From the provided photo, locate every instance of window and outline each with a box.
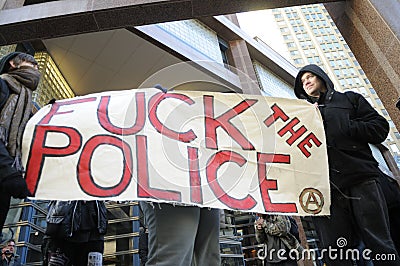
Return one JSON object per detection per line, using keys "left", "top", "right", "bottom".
{"left": 359, "top": 87, "right": 367, "bottom": 95}
{"left": 394, "top": 132, "right": 400, "bottom": 140}
{"left": 390, "top": 144, "right": 400, "bottom": 153}
{"left": 369, "top": 88, "right": 376, "bottom": 94}
{"left": 294, "top": 58, "right": 304, "bottom": 64}
{"left": 218, "top": 37, "right": 229, "bottom": 67}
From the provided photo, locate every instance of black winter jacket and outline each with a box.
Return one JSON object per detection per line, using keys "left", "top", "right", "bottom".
{"left": 294, "top": 64, "right": 389, "bottom": 188}
{"left": 46, "top": 200, "right": 107, "bottom": 238}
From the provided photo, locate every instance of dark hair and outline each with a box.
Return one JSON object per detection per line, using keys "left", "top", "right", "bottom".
{"left": 10, "top": 53, "right": 38, "bottom": 69}
{"left": 0, "top": 239, "right": 14, "bottom": 250}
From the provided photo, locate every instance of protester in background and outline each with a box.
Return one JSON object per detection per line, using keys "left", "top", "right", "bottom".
{"left": 41, "top": 200, "right": 108, "bottom": 266}
{"left": 294, "top": 64, "right": 399, "bottom": 265}
{"left": 254, "top": 214, "right": 303, "bottom": 266}
{"left": 1, "top": 239, "right": 21, "bottom": 266}
{"left": 0, "top": 52, "right": 40, "bottom": 241}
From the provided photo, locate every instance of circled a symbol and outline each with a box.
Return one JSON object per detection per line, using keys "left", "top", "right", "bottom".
{"left": 299, "top": 188, "right": 324, "bottom": 214}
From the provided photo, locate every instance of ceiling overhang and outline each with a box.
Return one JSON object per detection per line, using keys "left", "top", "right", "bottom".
{"left": 0, "top": 0, "right": 343, "bottom": 46}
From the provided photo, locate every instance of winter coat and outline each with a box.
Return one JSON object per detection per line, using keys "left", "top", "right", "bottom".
{"left": 45, "top": 201, "right": 107, "bottom": 238}
{"left": 254, "top": 215, "right": 303, "bottom": 262}
{"left": 0, "top": 255, "right": 21, "bottom": 266}
{"left": 294, "top": 64, "right": 389, "bottom": 188}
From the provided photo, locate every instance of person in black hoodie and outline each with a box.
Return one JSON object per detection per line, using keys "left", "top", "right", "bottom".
{"left": 0, "top": 52, "right": 40, "bottom": 242}
{"left": 294, "top": 64, "right": 399, "bottom": 265}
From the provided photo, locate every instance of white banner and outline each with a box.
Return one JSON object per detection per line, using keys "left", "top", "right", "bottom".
{"left": 22, "top": 88, "right": 330, "bottom": 215}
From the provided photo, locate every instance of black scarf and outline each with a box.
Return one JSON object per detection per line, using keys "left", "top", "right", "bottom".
{"left": 0, "top": 66, "right": 41, "bottom": 170}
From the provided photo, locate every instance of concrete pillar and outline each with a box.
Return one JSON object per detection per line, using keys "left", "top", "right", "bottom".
{"left": 228, "top": 39, "right": 262, "bottom": 95}
{"left": 2, "top": 0, "right": 24, "bottom": 9}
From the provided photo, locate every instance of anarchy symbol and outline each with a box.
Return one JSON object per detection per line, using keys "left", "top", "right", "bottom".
{"left": 299, "top": 188, "right": 324, "bottom": 214}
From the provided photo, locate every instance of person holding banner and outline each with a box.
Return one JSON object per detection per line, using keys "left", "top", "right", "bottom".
{"left": 138, "top": 85, "right": 221, "bottom": 266}
{"left": 139, "top": 202, "right": 221, "bottom": 266}
{"left": 0, "top": 52, "right": 40, "bottom": 242}
{"left": 294, "top": 64, "right": 399, "bottom": 265}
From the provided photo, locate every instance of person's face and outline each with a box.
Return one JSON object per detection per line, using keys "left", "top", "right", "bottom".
{"left": 301, "top": 72, "right": 326, "bottom": 97}
{"left": 7, "top": 242, "right": 15, "bottom": 253}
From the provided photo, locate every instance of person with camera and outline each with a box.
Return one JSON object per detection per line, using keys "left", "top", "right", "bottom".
{"left": 1, "top": 239, "right": 21, "bottom": 266}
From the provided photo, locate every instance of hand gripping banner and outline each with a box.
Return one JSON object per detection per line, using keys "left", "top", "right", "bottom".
{"left": 22, "top": 88, "right": 330, "bottom": 215}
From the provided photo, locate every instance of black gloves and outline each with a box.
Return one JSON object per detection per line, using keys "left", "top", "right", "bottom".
{"left": 1, "top": 172, "right": 30, "bottom": 199}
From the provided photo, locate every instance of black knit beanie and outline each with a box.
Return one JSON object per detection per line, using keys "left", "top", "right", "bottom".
{"left": 0, "top": 52, "right": 22, "bottom": 74}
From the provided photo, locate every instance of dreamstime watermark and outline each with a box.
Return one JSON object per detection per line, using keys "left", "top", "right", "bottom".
{"left": 257, "top": 237, "right": 397, "bottom": 262}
